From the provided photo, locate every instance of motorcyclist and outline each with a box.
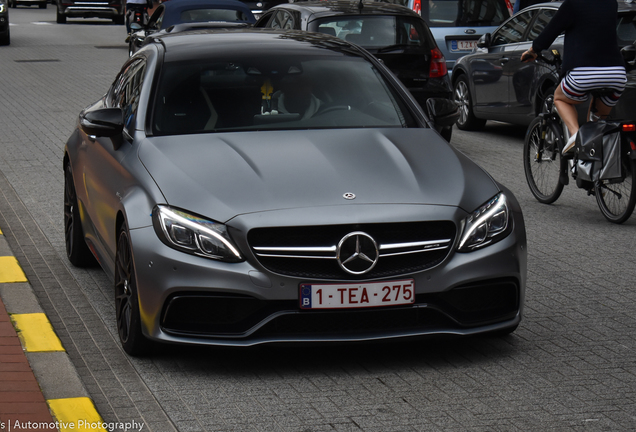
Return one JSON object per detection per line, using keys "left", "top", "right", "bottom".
{"left": 521, "top": 0, "right": 626, "bottom": 154}
{"left": 125, "top": 0, "right": 153, "bottom": 35}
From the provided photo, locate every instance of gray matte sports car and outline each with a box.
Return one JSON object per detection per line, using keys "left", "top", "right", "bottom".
{"left": 63, "top": 28, "right": 527, "bottom": 356}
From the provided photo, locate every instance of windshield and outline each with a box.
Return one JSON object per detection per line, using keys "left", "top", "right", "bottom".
{"left": 421, "top": 0, "right": 508, "bottom": 28}
{"left": 151, "top": 54, "right": 416, "bottom": 136}
{"left": 311, "top": 16, "right": 435, "bottom": 50}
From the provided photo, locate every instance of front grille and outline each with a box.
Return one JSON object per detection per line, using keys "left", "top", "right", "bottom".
{"left": 248, "top": 221, "right": 456, "bottom": 280}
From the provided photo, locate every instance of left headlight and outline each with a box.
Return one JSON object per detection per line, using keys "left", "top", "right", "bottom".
{"left": 0, "top": 4, "right": 5, "bottom": 13}
{"left": 152, "top": 205, "right": 243, "bottom": 262}
{"left": 458, "top": 193, "right": 510, "bottom": 252}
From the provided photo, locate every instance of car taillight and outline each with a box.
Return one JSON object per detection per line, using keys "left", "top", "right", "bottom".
{"left": 429, "top": 47, "right": 448, "bottom": 78}
{"left": 622, "top": 123, "right": 636, "bottom": 132}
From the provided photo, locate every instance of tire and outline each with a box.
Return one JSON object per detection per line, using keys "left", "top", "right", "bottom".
{"left": 39, "top": 2, "right": 46, "bottom": 8}
{"left": 595, "top": 158, "right": 636, "bottom": 224}
{"left": 115, "top": 223, "right": 152, "bottom": 356}
{"left": 9, "top": 0, "right": 16, "bottom": 8}
{"left": 453, "top": 74, "right": 486, "bottom": 131}
{"left": 524, "top": 116, "right": 565, "bottom": 204}
{"left": 56, "top": 7, "right": 66, "bottom": 23}
{"left": 0, "top": 29, "right": 9, "bottom": 46}
{"left": 113, "top": 14, "right": 125, "bottom": 25}
{"left": 64, "top": 165, "right": 97, "bottom": 267}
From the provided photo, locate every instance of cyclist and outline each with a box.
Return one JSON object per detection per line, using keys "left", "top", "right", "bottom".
{"left": 125, "top": 0, "right": 153, "bottom": 35}
{"left": 521, "top": 0, "right": 626, "bottom": 154}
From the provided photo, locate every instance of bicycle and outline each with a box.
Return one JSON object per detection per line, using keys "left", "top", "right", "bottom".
{"left": 523, "top": 50, "right": 636, "bottom": 224}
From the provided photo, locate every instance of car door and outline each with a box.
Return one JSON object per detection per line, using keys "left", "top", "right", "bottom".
{"left": 508, "top": 7, "right": 559, "bottom": 121}
{"left": 470, "top": 9, "right": 535, "bottom": 118}
{"left": 80, "top": 59, "right": 147, "bottom": 269}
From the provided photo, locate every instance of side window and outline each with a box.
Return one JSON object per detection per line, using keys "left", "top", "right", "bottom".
{"left": 492, "top": 10, "right": 535, "bottom": 46}
{"left": 270, "top": 10, "right": 295, "bottom": 30}
{"left": 527, "top": 9, "right": 557, "bottom": 40}
{"left": 110, "top": 59, "right": 146, "bottom": 134}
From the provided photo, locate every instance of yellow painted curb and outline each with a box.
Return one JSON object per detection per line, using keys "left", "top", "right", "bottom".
{"left": 0, "top": 256, "right": 28, "bottom": 283}
{"left": 10, "top": 313, "right": 65, "bottom": 352}
{"left": 48, "top": 397, "right": 106, "bottom": 431}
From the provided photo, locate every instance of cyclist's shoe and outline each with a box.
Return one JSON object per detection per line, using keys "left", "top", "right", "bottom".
{"left": 562, "top": 131, "right": 577, "bottom": 155}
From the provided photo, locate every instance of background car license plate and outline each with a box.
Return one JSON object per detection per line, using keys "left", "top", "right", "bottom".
{"left": 300, "top": 279, "right": 414, "bottom": 309}
{"left": 451, "top": 40, "right": 477, "bottom": 51}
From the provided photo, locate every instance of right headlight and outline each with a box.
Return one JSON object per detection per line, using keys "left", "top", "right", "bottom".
{"left": 152, "top": 205, "right": 243, "bottom": 262}
{"left": 458, "top": 193, "right": 511, "bottom": 252}
{"left": 0, "top": 4, "right": 5, "bottom": 13}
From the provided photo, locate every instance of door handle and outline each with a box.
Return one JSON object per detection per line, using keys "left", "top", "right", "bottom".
{"left": 500, "top": 58, "right": 509, "bottom": 64}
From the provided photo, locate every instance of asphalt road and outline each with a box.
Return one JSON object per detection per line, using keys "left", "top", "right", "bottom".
{"left": 1, "top": 7, "right": 635, "bottom": 431}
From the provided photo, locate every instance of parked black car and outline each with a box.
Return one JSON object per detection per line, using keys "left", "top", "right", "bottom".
{"left": 0, "top": 0, "right": 9, "bottom": 46}
{"left": 56, "top": 0, "right": 125, "bottom": 24}
{"left": 254, "top": 0, "right": 454, "bottom": 140}
{"left": 128, "top": 0, "right": 255, "bottom": 56}
{"left": 451, "top": 0, "right": 636, "bottom": 130}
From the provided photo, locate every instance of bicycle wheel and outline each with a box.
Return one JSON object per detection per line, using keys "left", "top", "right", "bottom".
{"left": 596, "top": 157, "right": 636, "bottom": 224}
{"left": 524, "top": 116, "right": 565, "bottom": 204}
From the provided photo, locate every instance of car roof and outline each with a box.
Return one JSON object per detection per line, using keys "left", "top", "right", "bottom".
{"left": 155, "top": 28, "right": 368, "bottom": 62}
{"left": 270, "top": 0, "right": 422, "bottom": 19}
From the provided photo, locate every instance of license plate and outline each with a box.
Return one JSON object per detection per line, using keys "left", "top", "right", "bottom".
{"left": 450, "top": 40, "right": 477, "bottom": 51}
{"left": 299, "top": 279, "right": 415, "bottom": 309}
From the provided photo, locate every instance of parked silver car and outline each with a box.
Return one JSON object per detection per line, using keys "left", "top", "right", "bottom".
{"left": 386, "top": 0, "right": 511, "bottom": 72}
{"left": 63, "top": 28, "right": 526, "bottom": 356}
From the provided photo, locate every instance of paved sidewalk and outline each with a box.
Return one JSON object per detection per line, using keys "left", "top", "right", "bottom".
{"left": 0, "top": 298, "right": 57, "bottom": 432}
{"left": 0, "top": 227, "right": 104, "bottom": 432}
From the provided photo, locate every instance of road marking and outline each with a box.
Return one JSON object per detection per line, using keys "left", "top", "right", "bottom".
{"left": 48, "top": 397, "right": 106, "bottom": 431}
{"left": 32, "top": 22, "right": 54, "bottom": 25}
{"left": 10, "top": 313, "right": 65, "bottom": 352}
{"left": 0, "top": 256, "right": 28, "bottom": 283}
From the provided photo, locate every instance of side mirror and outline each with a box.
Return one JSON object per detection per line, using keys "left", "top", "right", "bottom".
{"left": 426, "top": 98, "right": 460, "bottom": 128}
{"left": 80, "top": 107, "right": 124, "bottom": 138}
{"left": 476, "top": 33, "right": 491, "bottom": 49}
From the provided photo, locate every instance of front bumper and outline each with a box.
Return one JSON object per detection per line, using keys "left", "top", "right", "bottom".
{"left": 129, "top": 204, "right": 526, "bottom": 347}
{"left": 61, "top": 2, "right": 122, "bottom": 18}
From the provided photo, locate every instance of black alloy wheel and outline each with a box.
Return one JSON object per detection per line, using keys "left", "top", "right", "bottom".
{"left": 115, "top": 223, "right": 151, "bottom": 356}
{"left": 453, "top": 74, "right": 486, "bottom": 131}
{"left": 64, "top": 165, "right": 97, "bottom": 267}
{"left": 595, "top": 158, "right": 636, "bottom": 224}
{"left": 523, "top": 116, "right": 565, "bottom": 204}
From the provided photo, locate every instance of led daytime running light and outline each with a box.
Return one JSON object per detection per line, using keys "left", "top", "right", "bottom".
{"left": 157, "top": 206, "right": 241, "bottom": 260}
{"left": 459, "top": 194, "right": 508, "bottom": 251}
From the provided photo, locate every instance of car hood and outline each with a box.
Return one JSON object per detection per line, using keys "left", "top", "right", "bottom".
{"left": 138, "top": 128, "right": 499, "bottom": 223}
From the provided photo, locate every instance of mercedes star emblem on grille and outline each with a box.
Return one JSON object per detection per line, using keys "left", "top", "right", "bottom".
{"left": 343, "top": 192, "right": 356, "bottom": 200}
{"left": 336, "top": 232, "right": 379, "bottom": 275}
